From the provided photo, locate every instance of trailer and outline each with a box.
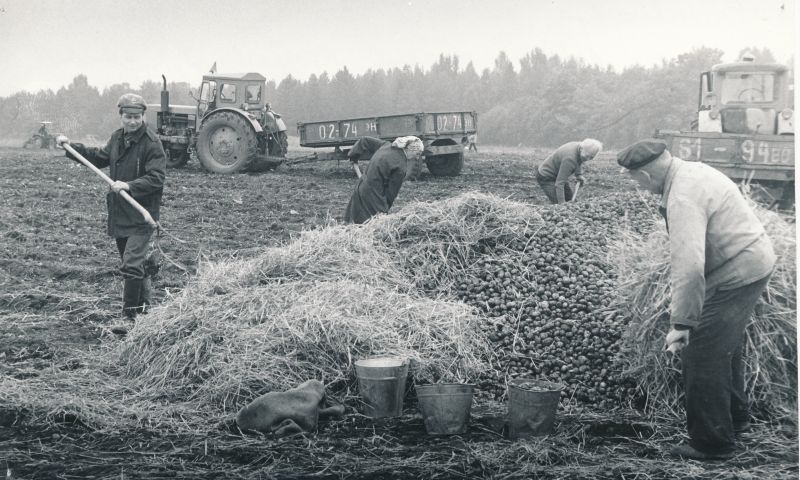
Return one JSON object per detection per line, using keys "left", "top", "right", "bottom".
{"left": 297, "top": 111, "right": 477, "bottom": 177}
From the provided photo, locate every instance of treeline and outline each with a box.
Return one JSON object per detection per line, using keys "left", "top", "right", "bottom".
{"left": 1, "top": 47, "right": 789, "bottom": 148}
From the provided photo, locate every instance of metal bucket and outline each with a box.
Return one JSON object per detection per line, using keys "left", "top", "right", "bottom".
{"left": 507, "top": 378, "right": 563, "bottom": 439}
{"left": 416, "top": 383, "right": 474, "bottom": 435}
{"left": 354, "top": 357, "right": 408, "bottom": 418}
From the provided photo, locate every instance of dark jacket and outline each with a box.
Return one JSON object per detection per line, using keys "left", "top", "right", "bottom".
{"left": 69, "top": 125, "right": 166, "bottom": 237}
{"left": 344, "top": 137, "right": 407, "bottom": 224}
{"left": 536, "top": 141, "right": 583, "bottom": 203}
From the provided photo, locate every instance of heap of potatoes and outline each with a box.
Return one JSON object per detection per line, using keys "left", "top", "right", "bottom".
{"left": 451, "top": 195, "right": 659, "bottom": 407}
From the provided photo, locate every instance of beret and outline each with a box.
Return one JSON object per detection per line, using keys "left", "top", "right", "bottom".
{"left": 117, "top": 93, "right": 147, "bottom": 113}
{"left": 617, "top": 139, "right": 667, "bottom": 169}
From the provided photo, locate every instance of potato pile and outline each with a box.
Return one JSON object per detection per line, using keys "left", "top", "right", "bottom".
{"left": 450, "top": 196, "right": 659, "bottom": 406}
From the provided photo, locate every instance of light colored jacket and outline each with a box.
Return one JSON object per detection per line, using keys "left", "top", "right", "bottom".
{"left": 661, "top": 158, "right": 776, "bottom": 328}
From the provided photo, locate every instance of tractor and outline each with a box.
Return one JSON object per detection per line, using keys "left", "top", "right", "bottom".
{"left": 147, "top": 72, "right": 289, "bottom": 173}
{"left": 656, "top": 54, "right": 795, "bottom": 209}
{"left": 23, "top": 121, "right": 60, "bottom": 149}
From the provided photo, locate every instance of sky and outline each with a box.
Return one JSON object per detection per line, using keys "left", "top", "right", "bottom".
{"left": 0, "top": 0, "right": 796, "bottom": 96}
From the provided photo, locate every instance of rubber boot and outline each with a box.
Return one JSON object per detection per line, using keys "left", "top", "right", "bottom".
{"left": 111, "top": 278, "right": 143, "bottom": 335}
{"left": 138, "top": 277, "right": 152, "bottom": 315}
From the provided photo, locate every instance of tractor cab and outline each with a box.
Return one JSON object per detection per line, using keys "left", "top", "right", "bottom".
{"left": 198, "top": 72, "right": 268, "bottom": 119}
{"left": 697, "top": 55, "right": 794, "bottom": 135}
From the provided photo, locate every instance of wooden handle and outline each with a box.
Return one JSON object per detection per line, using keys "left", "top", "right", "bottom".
{"left": 63, "top": 143, "right": 158, "bottom": 228}
{"left": 572, "top": 182, "right": 581, "bottom": 201}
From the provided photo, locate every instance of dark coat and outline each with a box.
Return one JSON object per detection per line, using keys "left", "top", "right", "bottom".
{"left": 68, "top": 125, "right": 166, "bottom": 237}
{"left": 344, "top": 137, "right": 407, "bottom": 224}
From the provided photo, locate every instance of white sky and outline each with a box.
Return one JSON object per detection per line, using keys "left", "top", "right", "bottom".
{"left": 0, "top": 0, "right": 796, "bottom": 96}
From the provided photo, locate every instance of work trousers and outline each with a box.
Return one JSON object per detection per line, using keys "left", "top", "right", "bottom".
{"left": 115, "top": 233, "right": 156, "bottom": 280}
{"left": 682, "top": 274, "right": 771, "bottom": 454}
{"left": 536, "top": 177, "right": 574, "bottom": 204}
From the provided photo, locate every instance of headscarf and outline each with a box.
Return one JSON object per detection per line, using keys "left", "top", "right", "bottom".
{"left": 392, "top": 136, "right": 424, "bottom": 158}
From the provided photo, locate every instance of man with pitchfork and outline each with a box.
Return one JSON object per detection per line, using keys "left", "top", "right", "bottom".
{"left": 57, "top": 93, "right": 166, "bottom": 335}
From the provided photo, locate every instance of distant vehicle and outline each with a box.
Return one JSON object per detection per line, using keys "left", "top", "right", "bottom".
{"left": 147, "top": 72, "right": 288, "bottom": 173}
{"left": 655, "top": 54, "right": 794, "bottom": 209}
{"left": 297, "top": 111, "right": 478, "bottom": 178}
{"left": 23, "top": 121, "right": 59, "bottom": 149}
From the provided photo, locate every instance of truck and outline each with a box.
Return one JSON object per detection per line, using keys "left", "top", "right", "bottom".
{"left": 147, "top": 72, "right": 289, "bottom": 173}
{"left": 297, "top": 111, "right": 477, "bottom": 178}
{"left": 655, "top": 54, "right": 795, "bottom": 209}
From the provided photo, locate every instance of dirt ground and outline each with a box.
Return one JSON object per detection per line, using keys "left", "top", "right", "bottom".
{"left": 0, "top": 145, "right": 797, "bottom": 479}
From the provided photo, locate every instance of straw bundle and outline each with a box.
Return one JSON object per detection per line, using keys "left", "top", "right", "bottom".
{"left": 610, "top": 202, "right": 797, "bottom": 417}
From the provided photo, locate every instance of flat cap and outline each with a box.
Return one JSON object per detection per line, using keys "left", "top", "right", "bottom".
{"left": 617, "top": 139, "right": 667, "bottom": 169}
{"left": 117, "top": 93, "right": 147, "bottom": 113}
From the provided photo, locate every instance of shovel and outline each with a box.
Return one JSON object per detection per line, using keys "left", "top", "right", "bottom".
{"left": 571, "top": 181, "right": 581, "bottom": 202}
{"left": 352, "top": 162, "right": 362, "bottom": 178}
{"left": 61, "top": 143, "right": 158, "bottom": 228}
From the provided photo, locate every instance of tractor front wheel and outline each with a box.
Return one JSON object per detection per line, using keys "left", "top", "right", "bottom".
{"left": 196, "top": 112, "right": 258, "bottom": 173}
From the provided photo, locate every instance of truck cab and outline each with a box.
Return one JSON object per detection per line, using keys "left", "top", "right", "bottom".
{"left": 655, "top": 55, "right": 795, "bottom": 209}
{"left": 696, "top": 55, "right": 794, "bottom": 135}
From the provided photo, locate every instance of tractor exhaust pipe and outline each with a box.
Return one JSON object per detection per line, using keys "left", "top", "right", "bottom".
{"left": 160, "top": 74, "right": 169, "bottom": 113}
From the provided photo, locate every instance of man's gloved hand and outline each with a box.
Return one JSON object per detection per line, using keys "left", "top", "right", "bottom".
{"left": 576, "top": 175, "right": 587, "bottom": 186}
{"left": 664, "top": 326, "right": 691, "bottom": 354}
{"left": 56, "top": 135, "right": 70, "bottom": 147}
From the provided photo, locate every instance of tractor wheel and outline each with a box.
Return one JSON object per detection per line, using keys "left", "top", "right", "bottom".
{"left": 33, "top": 137, "right": 43, "bottom": 149}
{"left": 196, "top": 111, "right": 258, "bottom": 173}
{"left": 165, "top": 146, "right": 190, "bottom": 168}
{"left": 426, "top": 151, "right": 464, "bottom": 177}
{"left": 406, "top": 154, "right": 424, "bottom": 180}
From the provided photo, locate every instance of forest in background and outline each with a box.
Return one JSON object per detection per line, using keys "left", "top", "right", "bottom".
{"left": 0, "top": 47, "right": 790, "bottom": 149}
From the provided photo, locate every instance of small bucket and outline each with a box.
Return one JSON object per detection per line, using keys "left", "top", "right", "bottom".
{"left": 354, "top": 357, "right": 409, "bottom": 418}
{"left": 507, "top": 378, "right": 563, "bottom": 439}
{"left": 416, "top": 383, "right": 474, "bottom": 435}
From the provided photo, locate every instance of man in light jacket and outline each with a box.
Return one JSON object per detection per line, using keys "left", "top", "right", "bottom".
{"left": 618, "top": 139, "right": 775, "bottom": 461}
